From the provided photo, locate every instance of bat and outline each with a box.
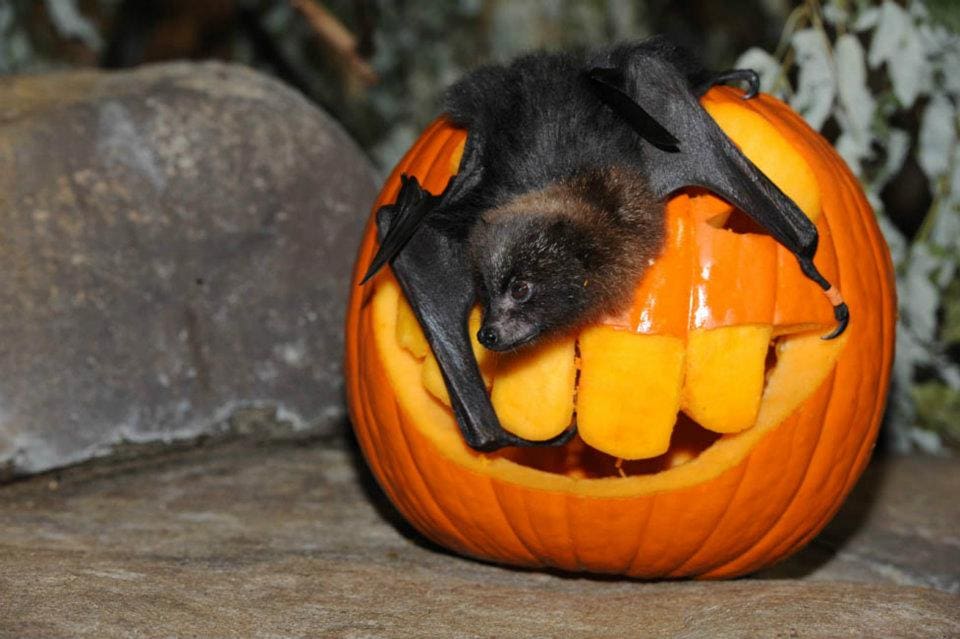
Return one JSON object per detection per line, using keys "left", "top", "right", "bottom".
{"left": 360, "top": 37, "right": 849, "bottom": 452}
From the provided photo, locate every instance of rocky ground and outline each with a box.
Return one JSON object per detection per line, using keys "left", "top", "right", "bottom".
{"left": 1, "top": 437, "right": 957, "bottom": 638}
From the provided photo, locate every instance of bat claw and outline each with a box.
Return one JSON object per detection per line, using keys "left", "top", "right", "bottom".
{"left": 797, "top": 260, "right": 850, "bottom": 341}
{"left": 822, "top": 302, "right": 849, "bottom": 340}
{"left": 704, "top": 68, "right": 760, "bottom": 99}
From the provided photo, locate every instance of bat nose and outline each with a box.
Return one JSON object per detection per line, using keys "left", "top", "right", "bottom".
{"left": 477, "top": 326, "right": 499, "bottom": 349}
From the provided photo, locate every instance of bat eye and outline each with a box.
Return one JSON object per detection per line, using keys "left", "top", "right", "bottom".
{"left": 509, "top": 279, "right": 533, "bottom": 303}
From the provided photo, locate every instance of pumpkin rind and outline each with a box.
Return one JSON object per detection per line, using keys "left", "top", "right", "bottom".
{"left": 344, "top": 89, "right": 895, "bottom": 578}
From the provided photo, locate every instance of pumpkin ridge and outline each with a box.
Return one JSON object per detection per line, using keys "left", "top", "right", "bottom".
{"left": 708, "top": 368, "right": 837, "bottom": 577}
{"left": 390, "top": 316, "right": 518, "bottom": 561}
{"left": 669, "top": 446, "right": 754, "bottom": 576}
{"left": 691, "top": 410, "right": 802, "bottom": 576}
{"left": 422, "top": 129, "right": 461, "bottom": 190}
{"left": 756, "top": 368, "right": 836, "bottom": 573}
{"left": 488, "top": 479, "right": 545, "bottom": 565}
{"left": 359, "top": 310, "right": 443, "bottom": 548}
{"left": 775, "top": 372, "right": 849, "bottom": 569}
{"left": 562, "top": 493, "right": 585, "bottom": 572}
{"left": 812, "top": 142, "right": 890, "bottom": 504}
{"left": 623, "top": 494, "right": 656, "bottom": 575}
{"left": 479, "top": 474, "right": 543, "bottom": 565}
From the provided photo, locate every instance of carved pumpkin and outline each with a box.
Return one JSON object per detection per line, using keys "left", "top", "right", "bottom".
{"left": 344, "top": 87, "right": 895, "bottom": 578}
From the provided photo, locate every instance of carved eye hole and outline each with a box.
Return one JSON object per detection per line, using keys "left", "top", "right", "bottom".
{"left": 509, "top": 279, "right": 533, "bottom": 303}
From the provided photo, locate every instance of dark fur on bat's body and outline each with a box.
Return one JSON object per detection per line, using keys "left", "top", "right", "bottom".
{"left": 362, "top": 37, "right": 848, "bottom": 451}
{"left": 434, "top": 41, "right": 704, "bottom": 349}
{"left": 465, "top": 166, "right": 663, "bottom": 350}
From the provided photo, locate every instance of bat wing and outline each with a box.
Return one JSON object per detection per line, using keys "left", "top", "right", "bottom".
{"left": 365, "top": 142, "right": 575, "bottom": 451}
{"left": 586, "top": 45, "right": 848, "bottom": 338}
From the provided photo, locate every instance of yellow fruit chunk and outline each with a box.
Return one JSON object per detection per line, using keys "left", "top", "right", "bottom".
{"left": 422, "top": 307, "right": 497, "bottom": 406}
{"left": 577, "top": 327, "right": 685, "bottom": 459}
{"left": 491, "top": 336, "right": 576, "bottom": 441}
{"left": 703, "top": 99, "right": 821, "bottom": 222}
{"left": 396, "top": 295, "right": 429, "bottom": 359}
{"left": 681, "top": 325, "right": 773, "bottom": 434}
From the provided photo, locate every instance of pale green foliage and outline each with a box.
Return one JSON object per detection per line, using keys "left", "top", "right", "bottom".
{"left": 738, "top": 0, "right": 960, "bottom": 452}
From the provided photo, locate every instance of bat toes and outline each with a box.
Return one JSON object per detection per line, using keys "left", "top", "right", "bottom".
{"left": 822, "top": 302, "right": 850, "bottom": 340}
{"left": 703, "top": 68, "right": 760, "bottom": 99}
{"left": 464, "top": 425, "right": 578, "bottom": 451}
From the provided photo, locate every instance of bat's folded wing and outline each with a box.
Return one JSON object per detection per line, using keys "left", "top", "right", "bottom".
{"left": 586, "top": 45, "right": 848, "bottom": 338}
{"left": 369, "top": 176, "right": 576, "bottom": 451}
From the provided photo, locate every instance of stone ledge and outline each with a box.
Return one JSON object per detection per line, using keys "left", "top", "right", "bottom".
{"left": 0, "top": 441, "right": 957, "bottom": 637}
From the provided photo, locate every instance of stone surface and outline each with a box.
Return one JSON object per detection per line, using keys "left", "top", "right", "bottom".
{"left": 0, "top": 63, "right": 379, "bottom": 477}
{"left": 757, "top": 453, "right": 960, "bottom": 594}
{"left": 0, "top": 441, "right": 957, "bottom": 638}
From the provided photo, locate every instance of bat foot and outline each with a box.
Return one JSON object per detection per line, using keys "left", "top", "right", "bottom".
{"left": 703, "top": 69, "right": 760, "bottom": 99}
{"left": 464, "top": 425, "right": 578, "bottom": 452}
{"left": 822, "top": 301, "right": 849, "bottom": 340}
{"left": 798, "top": 259, "right": 850, "bottom": 340}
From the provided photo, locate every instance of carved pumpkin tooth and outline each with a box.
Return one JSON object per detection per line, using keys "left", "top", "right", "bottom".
{"left": 421, "top": 351, "right": 450, "bottom": 406}
{"left": 576, "top": 327, "right": 685, "bottom": 460}
{"left": 396, "top": 294, "right": 429, "bottom": 359}
{"left": 681, "top": 325, "right": 773, "bottom": 434}
{"left": 490, "top": 336, "right": 576, "bottom": 441}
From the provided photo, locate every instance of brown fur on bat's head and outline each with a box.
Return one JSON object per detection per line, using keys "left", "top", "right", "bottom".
{"left": 467, "top": 166, "right": 665, "bottom": 351}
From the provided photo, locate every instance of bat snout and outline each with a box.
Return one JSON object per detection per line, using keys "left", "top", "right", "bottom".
{"left": 477, "top": 316, "right": 539, "bottom": 352}
{"left": 477, "top": 325, "right": 501, "bottom": 349}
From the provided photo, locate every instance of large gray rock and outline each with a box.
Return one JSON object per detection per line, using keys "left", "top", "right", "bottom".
{"left": 0, "top": 63, "right": 378, "bottom": 477}
{"left": 0, "top": 443, "right": 956, "bottom": 638}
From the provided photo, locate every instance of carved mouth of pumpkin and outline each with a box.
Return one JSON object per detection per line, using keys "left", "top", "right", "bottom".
{"left": 373, "top": 276, "right": 847, "bottom": 484}
{"left": 495, "top": 415, "right": 722, "bottom": 479}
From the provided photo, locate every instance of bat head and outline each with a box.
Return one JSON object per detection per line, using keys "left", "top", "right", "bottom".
{"left": 467, "top": 213, "right": 594, "bottom": 352}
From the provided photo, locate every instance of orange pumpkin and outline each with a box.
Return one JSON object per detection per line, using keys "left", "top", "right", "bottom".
{"left": 344, "top": 87, "right": 896, "bottom": 578}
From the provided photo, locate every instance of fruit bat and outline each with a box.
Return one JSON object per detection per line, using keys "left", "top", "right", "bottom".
{"left": 359, "top": 37, "right": 849, "bottom": 452}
